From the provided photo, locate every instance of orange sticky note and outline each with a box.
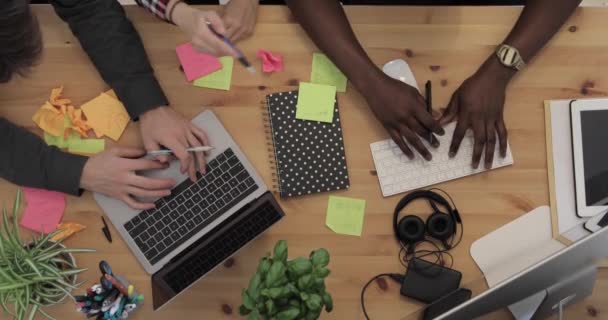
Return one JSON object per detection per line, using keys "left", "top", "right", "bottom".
{"left": 50, "top": 86, "right": 71, "bottom": 107}
{"left": 32, "top": 102, "right": 65, "bottom": 137}
{"left": 81, "top": 92, "right": 130, "bottom": 141}
{"left": 51, "top": 222, "right": 86, "bottom": 242}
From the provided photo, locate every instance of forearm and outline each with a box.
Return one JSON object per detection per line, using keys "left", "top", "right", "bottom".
{"left": 0, "top": 118, "right": 87, "bottom": 195}
{"left": 489, "top": 0, "right": 581, "bottom": 80}
{"left": 285, "top": 0, "right": 383, "bottom": 90}
{"left": 50, "top": 0, "right": 169, "bottom": 119}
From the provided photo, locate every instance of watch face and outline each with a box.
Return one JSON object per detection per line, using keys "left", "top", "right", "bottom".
{"left": 499, "top": 46, "right": 518, "bottom": 67}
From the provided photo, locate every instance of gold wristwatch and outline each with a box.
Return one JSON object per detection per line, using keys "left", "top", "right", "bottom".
{"left": 495, "top": 44, "right": 526, "bottom": 71}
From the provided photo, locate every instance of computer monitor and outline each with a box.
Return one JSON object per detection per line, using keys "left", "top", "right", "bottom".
{"left": 436, "top": 225, "right": 608, "bottom": 320}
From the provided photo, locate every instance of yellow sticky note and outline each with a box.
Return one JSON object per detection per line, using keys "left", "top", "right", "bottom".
{"left": 32, "top": 102, "right": 65, "bottom": 137}
{"left": 295, "top": 82, "right": 336, "bottom": 123}
{"left": 193, "top": 56, "right": 234, "bottom": 91}
{"left": 105, "top": 89, "right": 118, "bottom": 100}
{"left": 68, "top": 137, "right": 105, "bottom": 154}
{"left": 81, "top": 93, "right": 130, "bottom": 141}
{"left": 326, "top": 196, "right": 366, "bottom": 236}
{"left": 311, "top": 53, "right": 348, "bottom": 93}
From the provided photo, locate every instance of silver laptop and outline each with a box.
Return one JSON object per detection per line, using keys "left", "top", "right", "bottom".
{"left": 94, "top": 110, "right": 272, "bottom": 275}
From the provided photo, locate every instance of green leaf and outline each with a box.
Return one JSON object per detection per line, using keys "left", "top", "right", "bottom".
{"left": 265, "top": 299, "right": 277, "bottom": 316}
{"left": 305, "top": 294, "right": 322, "bottom": 312}
{"left": 314, "top": 267, "right": 330, "bottom": 278}
{"left": 266, "top": 287, "right": 284, "bottom": 299}
{"left": 299, "top": 292, "right": 309, "bottom": 301}
{"left": 288, "top": 299, "right": 300, "bottom": 308}
{"left": 287, "top": 257, "right": 312, "bottom": 278}
{"left": 242, "top": 289, "right": 255, "bottom": 310}
{"left": 286, "top": 283, "right": 299, "bottom": 295}
{"left": 310, "top": 249, "right": 330, "bottom": 268}
{"left": 239, "top": 305, "right": 251, "bottom": 315}
{"left": 264, "top": 260, "right": 286, "bottom": 288}
{"left": 257, "top": 257, "right": 272, "bottom": 278}
{"left": 297, "top": 274, "right": 313, "bottom": 291}
{"left": 247, "top": 309, "right": 262, "bottom": 320}
{"left": 304, "top": 309, "right": 322, "bottom": 320}
{"left": 322, "top": 292, "right": 333, "bottom": 312}
{"left": 248, "top": 273, "right": 262, "bottom": 300}
{"left": 273, "top": 240, "right": 288, "bottom": 263}
{"left": 275, "top": 307, "right": 300, "bottom": 320}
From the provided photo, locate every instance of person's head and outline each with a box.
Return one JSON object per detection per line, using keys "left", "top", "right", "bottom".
{"left": 0, "top": 0, "right": 42, "bottom": 83}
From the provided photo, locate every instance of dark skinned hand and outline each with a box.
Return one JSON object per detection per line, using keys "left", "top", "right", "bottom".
{"left": 440, "top": 59, "right": 512, "bottom": 169}
{"left": 367, "top": 74, "right": 445, "bottom": 160}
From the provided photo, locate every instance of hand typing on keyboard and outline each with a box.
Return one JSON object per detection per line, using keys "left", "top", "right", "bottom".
{"left": 370, "top": 122, "right": 514, "bottom": 197}
{"left": 363, "top": 75, "right": 445, "bottom": 161}
{"left": 439, "top": 60, "right": 510, "bottom": 169}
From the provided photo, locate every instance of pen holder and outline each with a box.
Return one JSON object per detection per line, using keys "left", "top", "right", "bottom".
{"left": 74, "top": 260, "right": 144, "bottom": 320}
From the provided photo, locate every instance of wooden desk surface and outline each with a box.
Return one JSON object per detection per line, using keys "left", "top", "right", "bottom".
{"left": 1, "top": 4, "right": 607, "bottom": 320}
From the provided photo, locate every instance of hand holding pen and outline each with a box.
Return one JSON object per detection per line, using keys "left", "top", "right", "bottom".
{"left": 169, "top": 3, "right": 238, "bottom": 57}
{"left": 169, "top": 2, "right": 254, "bottom": 73}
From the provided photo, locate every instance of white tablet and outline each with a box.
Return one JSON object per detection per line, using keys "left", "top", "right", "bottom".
{"left": 570, "top": 99, "right": 608, "bottom": 217}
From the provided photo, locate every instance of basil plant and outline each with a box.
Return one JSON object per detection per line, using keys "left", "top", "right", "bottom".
{"left": 239, "top": 240, "right": 333, "bottom": 320}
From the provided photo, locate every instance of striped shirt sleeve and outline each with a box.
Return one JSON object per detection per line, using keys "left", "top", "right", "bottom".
{"left": 135, "top": 0, "right": 171, "bottom": 22}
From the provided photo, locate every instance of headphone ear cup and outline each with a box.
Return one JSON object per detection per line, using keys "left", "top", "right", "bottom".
{"left": 426, "top": 211, "right": 455, "bottom": 242}
{"left": 397, "top": 215, "right": 426, "bottom": 245}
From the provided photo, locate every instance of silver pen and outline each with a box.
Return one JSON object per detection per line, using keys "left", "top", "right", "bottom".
{"left": 146, "top": 146, "right": 214, "bottom": 157}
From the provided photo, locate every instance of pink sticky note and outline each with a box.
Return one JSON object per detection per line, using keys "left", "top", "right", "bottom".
{"left": 256, "top": 49, "right": 284, "bottom": 73}
{"left": 20, "top": 187, "right": 66, "bottom": 233}
{"left": 176, "top": 42, "right": 222, "bottom": 81}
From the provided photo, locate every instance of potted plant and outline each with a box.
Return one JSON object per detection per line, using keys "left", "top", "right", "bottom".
{"left": 239, "top": 240, "right": 333, "bottom": 320}
{"left": 0, "top": 190, "right": 94, "bottom": 320}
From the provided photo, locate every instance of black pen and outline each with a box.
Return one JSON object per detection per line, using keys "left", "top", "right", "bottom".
{"left": 425, "top": 80, "right": 433, "bottom": 144}
{"left": 101, "top": 216, "right": 112, "bottom": 243}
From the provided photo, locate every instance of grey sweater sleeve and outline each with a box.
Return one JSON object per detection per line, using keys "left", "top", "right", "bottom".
{"left": 0, "top": 118, "right": 88, "bottom": 195}
{"left": 50, "top": 0, "right": 170, "bottom": 119}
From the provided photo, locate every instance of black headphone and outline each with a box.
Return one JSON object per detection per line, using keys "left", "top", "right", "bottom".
{"left": 393, "top": 189, "right": 462, "bottom": 253}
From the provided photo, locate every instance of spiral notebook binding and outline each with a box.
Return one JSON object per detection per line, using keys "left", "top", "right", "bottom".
{"left": 261, "top": 98, "right": 280, "bottom": 194}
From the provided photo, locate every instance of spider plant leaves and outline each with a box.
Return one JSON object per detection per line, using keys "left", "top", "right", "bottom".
{"left": 0, "top": 190, "right": 93, "bottom": 320}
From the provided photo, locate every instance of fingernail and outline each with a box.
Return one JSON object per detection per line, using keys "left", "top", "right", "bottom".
{"left": 425, "top": 154, "right": 432, "bottom": 161}
{"left": 485, "top": 162, "right": 492, "bottom": 169}
{"left": 449, "top": 151, "right": 456, "bottom": 158}
{"left": 472, "top": 162, "right": 479, "bottom": 169}
{"left": 439, "top": 128, "right": 445, "bottom": 135}
{"left": 432, "top": 140, "right": 440, "bottom": 148}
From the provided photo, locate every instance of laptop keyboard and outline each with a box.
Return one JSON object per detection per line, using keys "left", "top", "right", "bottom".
{"left": 163, "top": 200, "right": 283, "bottom": 292}
{"left": 123, "top": 148, "right": 259, "bottom": 264}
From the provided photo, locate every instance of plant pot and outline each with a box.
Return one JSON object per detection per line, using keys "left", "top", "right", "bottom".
{"left": 25, "top": 241, "right": 79, "bottom": 306}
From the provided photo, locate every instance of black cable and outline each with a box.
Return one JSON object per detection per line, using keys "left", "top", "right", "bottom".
{"left": 361, "top": 273, "right": 404, "bottom": 320}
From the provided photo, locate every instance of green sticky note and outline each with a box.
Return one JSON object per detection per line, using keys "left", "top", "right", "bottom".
{"left": 193, "top": 56, "right": 234, "bottom": 90}
{"left": 326, "top": 196, "right": 366, "bottom": 236}
{"left": 44, "top": 132, "right": 68, "bottom": 148}
{"left": 295, "top": 82, "right": 336, "bottom": 123}
{"left": 44, "top": 115, "right": 72, "bottom": 148}
{"left": 311, "top": 53, "right": 347, "bottom": 93}
{"left": 68, "top": 137, "right": 105, "bottom": 154}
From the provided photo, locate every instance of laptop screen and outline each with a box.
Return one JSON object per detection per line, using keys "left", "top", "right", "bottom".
{"left": 151, "top": 193, "right": 284, "bottom": 311}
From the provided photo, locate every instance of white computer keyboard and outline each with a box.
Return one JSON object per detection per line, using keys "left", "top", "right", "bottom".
{"left": 370, "top": 122, "right": 514, "bottom": 197}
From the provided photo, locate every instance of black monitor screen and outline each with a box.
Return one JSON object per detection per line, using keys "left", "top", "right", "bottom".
{"left": 581, "top": 110, "right": 608, "bottom": 206}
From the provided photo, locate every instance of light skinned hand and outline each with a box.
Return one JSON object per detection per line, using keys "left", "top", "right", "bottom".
{"left": 139, "top": 106, "right": 210, "bottom": 182}
{"left": 440, "top": 59, "right": 511, "bottom": 169}
{"left": 80, "top": 148, "right": 176, "bottom": 210}
{"left": 171, "top": 2, "right": 238, "bottom": 57}
{"left": 221, "top": 0, "right": 259, "bottom": 42}
{"left": 366, "top": 74, "right": 445, "bottom": 160}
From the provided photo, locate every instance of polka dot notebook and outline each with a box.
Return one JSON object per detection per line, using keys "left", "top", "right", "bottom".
{"left": 264, "top": 90, "right": 350, "bottom": 197}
